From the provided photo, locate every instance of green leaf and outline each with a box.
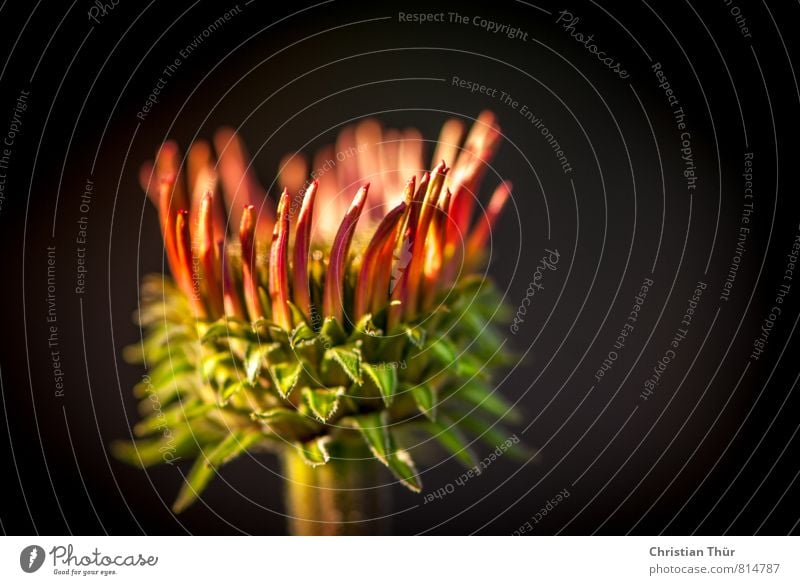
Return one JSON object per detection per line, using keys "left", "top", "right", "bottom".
{"left": 319, "top": 316, "right": 346, "bottom": 346}
{"left": 267, "top": 361, "right": 303, "bottom": 398}
{"left": 294, "top": 436, "right": 332, "bottom": 467}
{"left": 324, "top": 345, "right": 362, "bottom": 384}
{"left": 427, "top": 418, "right": 478, "bottom": 468}
{"left": 411, "top": 383, "right": 437, "bottom": 421}
{"left": 302, "top": 387, "right": 345, "bottom": 422}
{"left": 172, "top": 430, "right": 263, "bottom": 513}
{"left": 353, "top": 412, "right": 422, "bottom": 492}
{"left": 362, "top": 362, "right": 398, "bottom": 407}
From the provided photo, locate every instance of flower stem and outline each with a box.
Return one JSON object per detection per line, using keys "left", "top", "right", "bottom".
{"left": 281, "top": 433, "right": 390, "bottom": 535}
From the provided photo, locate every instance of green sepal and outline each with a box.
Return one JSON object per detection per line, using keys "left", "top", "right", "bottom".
{"left": 251, "top": 408, "right": 321, "bottom": 440}
{"left": 290, "top": 322, "right": 316, "bottom": 347}
{"left": 319, "top": 316, "right": 346, "bottom": 346}
{"left": 127, "top": 323, "right": 193, "bottom": 364}
{"left": 411, "top": 383, "right": 437, "bottom": 421}
{"left": 111, "top": 425, "right": 205, "bottom": 468}
{"left": 384, "top": 448, "right": 422, "bottom": 492}
{"left": 219, "top": 379, "right": 250, "bottom": 406}
{"left": 454, "top": 352, "right": 489, "bottom": 379}
{"left": 200, "top": 317, "right": 255, "bottom": 344}
{"left": 286, "top": 300, "right": 310, "bottom": 328}
{"left": 134, "top": 400, "right": 214, "bottom": 437}
{"left": 302, "top": 386, "right": 345, "bottom": 422}
{"left": 139, "top": 359, "right": 194, "bottom": 394}
{"left": 457, "top": 379, "right": 522, "bottom": 423}
{"left": 293, "top": 436, "right": 332, "bottom": 467}
{"left": 246, "top": 343, "right": 279, "bottom": 384}
{"left": 455, "top": 411, "right": 527, "bottom": 461}
{"left": 454, "top": 274, "right": 490, "bottom": 297}
{"left": 404, "top": 325, "right": 426, "bottom": 349}
{"left": 267, "top": 360, "right": 303, "bottom": 399}
{"left": 348, "top": 313, "right": 382, "bottom": 344}
{"left": 352, "top": 412, "right": 422, "bottom": 492}
{"left": 425, "top": 336, "right": 457, "bottom": 367}
{"left": 323, "top": 345, "right": 362, "bottom": 385}
{"left": 362, "top": 362, "right": 398, "bottom": 407}
{"left": 427, "top": 417, "right": 478, "bottom": 468}
{"left": 201, "top": 351, "right": 237, "bottom": 383}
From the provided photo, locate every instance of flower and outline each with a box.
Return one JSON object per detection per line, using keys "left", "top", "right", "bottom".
{"left": 117, "top": 112, "right": 522, "bottom": 521}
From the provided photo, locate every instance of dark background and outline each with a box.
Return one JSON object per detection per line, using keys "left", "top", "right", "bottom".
{"left": 1, "top": 0, "right": 799, "bottom": 535}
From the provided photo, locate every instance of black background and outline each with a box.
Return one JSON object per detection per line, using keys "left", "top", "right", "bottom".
{"left": 1, "top": 0, "right": 800, "bottom": 535}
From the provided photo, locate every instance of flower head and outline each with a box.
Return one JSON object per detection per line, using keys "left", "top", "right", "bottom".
{"left": 118, "top": 112, "right": 522, "bottom": 514}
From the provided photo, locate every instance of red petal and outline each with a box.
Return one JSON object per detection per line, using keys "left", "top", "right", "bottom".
{"left": 221, "top": 242, "right": 245, "bottom": 320}
{"left": 198, "top": 193, "right": 224, "bottom": 318}
{"left": 175, "top": 209, "right": 205, "bottom": 317}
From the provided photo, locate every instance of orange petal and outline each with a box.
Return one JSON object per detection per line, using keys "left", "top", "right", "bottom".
{"left": 405, "top": 161, "right": 448, "bottom": 317}
{"left": 432, "top": 118, "right": 465, "bottom": 172}
{"left": 269, "top": 189, "right": 292, "bottom": 330}
{"left": 323, "top": 184, "right": 368, "bottom": 323}
{"left": 221, "top": 242, "right": 245, "bottom": 320}
{"left": 239, "top": 205, "right": 263, "bottom": 320}
{"left": 292, "top": 180, "right": 318, "bottom": 319}
{"left": 465, "top": 181, "right": 511, "bottom": 268}
{"left": 354, "top": 201, "right": 407, "bottom": 320}
{"left": 422, "top": 187, "right": 452, "bottom": 309}
{"left": 214, "top": 127, "right": 273, "bottom": 240}
{"left": 278, "top": 152, "right": 308, "bottom": 196}
{"left": 157, "top": 178, "right": 183, "bottom": 289}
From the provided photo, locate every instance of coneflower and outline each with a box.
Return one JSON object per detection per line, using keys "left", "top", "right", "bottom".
{"left": 117, "top": 112, "right": 522, "bottom": 535}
